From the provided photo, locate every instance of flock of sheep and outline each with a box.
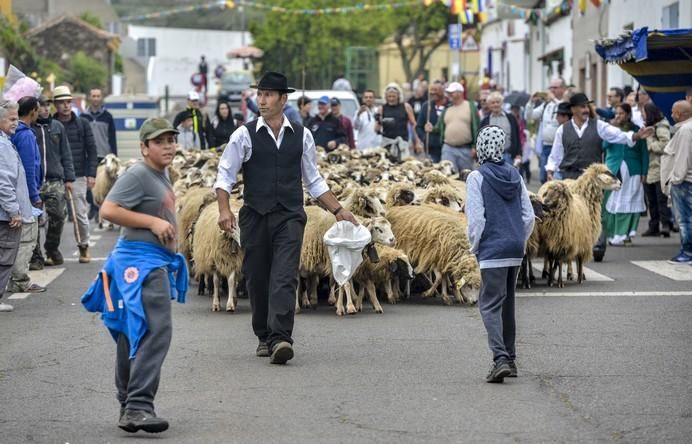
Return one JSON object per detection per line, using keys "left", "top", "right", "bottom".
{"left": 93, "top": 142, "right": 621, "bottom": 316}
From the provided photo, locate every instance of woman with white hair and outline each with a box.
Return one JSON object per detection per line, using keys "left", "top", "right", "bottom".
{"left": 376, "top": 83, "right": 422, "bottom": 161}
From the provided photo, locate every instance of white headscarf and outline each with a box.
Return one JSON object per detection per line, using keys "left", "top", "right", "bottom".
{"left": 476, "top": 126, "right": 506, "bottom": 164}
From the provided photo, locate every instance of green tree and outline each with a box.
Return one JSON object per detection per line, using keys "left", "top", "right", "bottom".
{"left": 79, "top": 11, "right": 104, "bottom": 29}
{"left": 68, "top": 52, "right": 107, "bottom": 93}
{"left": 0, "top": 16, "right": 62, "bottom": 81}
{"left": 249, "top": 0, "right": 390, "bottom": 89}
{"left": 388, "top": 2, "right": 450, "bottom": 83}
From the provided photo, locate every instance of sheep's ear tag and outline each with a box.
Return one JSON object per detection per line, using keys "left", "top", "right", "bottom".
{"left": 365, "top": 244, "right": 380, "bottom": 263}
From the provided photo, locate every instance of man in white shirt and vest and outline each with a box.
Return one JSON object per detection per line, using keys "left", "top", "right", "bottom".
{"left": 214, "top": 72, "right": 357, "bottom": 365}
{"left": 546, "top": 93, "right": 652, "bottom": 180}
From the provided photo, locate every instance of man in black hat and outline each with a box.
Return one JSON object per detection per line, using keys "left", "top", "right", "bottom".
{"left": 214, "top": 72, "right": 357, "bottom": 365}
{"left": 546, "top": 93, "right": 653, "bottom": 180}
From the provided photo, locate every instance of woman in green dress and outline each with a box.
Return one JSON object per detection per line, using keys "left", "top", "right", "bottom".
{"left": 602, "top": 103, "right": 649, "bottom": 245}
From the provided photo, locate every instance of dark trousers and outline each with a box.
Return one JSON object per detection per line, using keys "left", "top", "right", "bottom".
{"left": 478, "top": 266, "right": 518, "bottom": 363}
{"left": 115, "top": 269, "right": 172, "bottom": 413}
{"left": 239, "top": 205, "right": 306, "bottom": 351}
{"left": 40, "top": 180, "right": 66, "bottom": 253}
{"left": 0, "top": 222, "right": 22, "bottom": 301}
{"left": 645, "top": 181, "right": 673, "bottom": 231}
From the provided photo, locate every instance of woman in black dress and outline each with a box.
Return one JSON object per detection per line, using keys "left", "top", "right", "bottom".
{"left": 209, "top": 100, "right": 237, "bottom": 149}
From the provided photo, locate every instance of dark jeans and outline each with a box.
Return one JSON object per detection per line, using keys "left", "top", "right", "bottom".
{"left": 40, "top": 180, "right": 66, "bottom": 253}
{"left": 0, "top": 222, "right": 22, "bottom": 301}
{"left": 479, "top": 266, "right": 518, "bottom": 363}
{"left": 115, "top": 269, "right": 172, "bottom": 412}
{"left": 239, "top": 205, "right": 306, "bottom": 351}
{"left": 645, "top": 181, "right": 673, "bottom": 231}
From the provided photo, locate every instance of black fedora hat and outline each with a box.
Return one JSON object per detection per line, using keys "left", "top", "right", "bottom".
{"left": 556, "top": 102, "right": 572, "bottom": 116}
{"left": 250, "top": 71, "right": 296, "bottom": 93}
{"left": 569, "top": 93, "right": 593, "bottom": 107}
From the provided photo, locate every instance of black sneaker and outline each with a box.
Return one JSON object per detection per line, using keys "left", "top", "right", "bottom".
{"left": 118, "top": 409, "right": 169, "bottom": 433}
{"left": 270, "top": 341, "right": 294, "bottom": 365}
{"left": 486, "top": 361, "right": 512, "bottom": 383}
{"left": 256, "top": 341, "right": 270, "bottom": 357}
{"left": 44, "top": 250, "right": 64, "bottom": 266}
{"left": 508, "top": 361, "right": 518, "bottom": 377}
{"left": 641, "top": 228, "right": 660, "bottom": 237}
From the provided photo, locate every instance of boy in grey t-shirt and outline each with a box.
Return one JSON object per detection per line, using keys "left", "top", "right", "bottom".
{"left": 99, "top": 118, "right": 180, "bottom": 433}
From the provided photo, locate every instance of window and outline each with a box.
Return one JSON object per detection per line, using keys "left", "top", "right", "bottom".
{"left": 137, "top": 38, "right": 156, "bottom": 57}
{"left": 662, "top": 2, "right": 679, "bottom": 29}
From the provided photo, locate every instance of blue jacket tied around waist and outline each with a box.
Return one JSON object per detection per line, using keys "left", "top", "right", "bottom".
{"left": 81, "top": 239, "right": 188, "bottom": 358}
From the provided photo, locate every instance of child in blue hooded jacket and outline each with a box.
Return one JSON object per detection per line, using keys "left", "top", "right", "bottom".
{"left": 83, "top": 118, "right": 187, "bottom": 433}
{"left": 465, "top": 126, "right": 534, "bottom": 383}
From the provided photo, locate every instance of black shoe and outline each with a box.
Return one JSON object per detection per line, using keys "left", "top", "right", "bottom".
{"left": 661, "top": 230, "right": 671, "bottom": 238}
{"left": 508, "top": 361, "right": 518, "bottom": 378}
{"left": 270, "top": 341, "right": 294, "bottom": 365}
{"left": 486, "top": 361, "right": 511, "bottom": 383}
{"left": 669, "top": 223, "right": 680, "bottom": 233}
{"left": 641, "top": 228, "right": 660, "bottom": 237}
{"left": 29, "top": 259, "right": 44, "bottom": 270}
{"left": 118, "top": 409, "right": 169, "bottom": 434}
{"left": 44, "top": 250, "right": 63, "bottom": 266}
{"left": 256, "top": 341, "right": 270, "bottom": 357}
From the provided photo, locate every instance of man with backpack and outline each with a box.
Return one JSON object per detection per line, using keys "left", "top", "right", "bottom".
{"left": 53, "top": 86, "right": 98, "bottom": 263}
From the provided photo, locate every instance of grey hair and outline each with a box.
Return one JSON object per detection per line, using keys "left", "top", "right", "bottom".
{"left": 0, "top": 100, "right": 19, "bottom": 119}
{"left": 487, "top": 91, "right": 504, "bottom": 102}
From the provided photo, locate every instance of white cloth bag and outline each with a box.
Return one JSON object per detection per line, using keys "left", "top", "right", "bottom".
{"left": 323, "top": 221, "right": 371, "bottom": 286}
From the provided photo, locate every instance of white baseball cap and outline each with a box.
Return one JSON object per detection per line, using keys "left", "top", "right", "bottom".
{"left": 187, "top": 91, "right": 200, "bottom": 101}
{"left": 445, "top": 82, "right": 464, "bottom": 93}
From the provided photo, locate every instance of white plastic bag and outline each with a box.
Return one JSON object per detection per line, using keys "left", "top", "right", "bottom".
{"left": 2, "top": 65, "right": 42, "bottom": 101}
{"left": 323, "top": 221, "right": 371, "bottom": 286}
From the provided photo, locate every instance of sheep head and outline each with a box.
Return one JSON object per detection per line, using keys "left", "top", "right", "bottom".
{"left": 528, "top": 192, "right": 546, "bottom": 222}
{"left": 350, "top": 188, "right": 386, "bottom": 218}
{"left": 423, "top": 185, "right": 464, "bottom": 212}
{"left": 102, "top": 154, "right": 122, "bottom": 178}
{"left": 364, "top": 217, "right": 395, "bottom": 246}
{"left": 389, "top": 255, "right": 414, "bottom": 281}
{"left": 539, "top": 181, "right": 572, "bottom": 213}
{"left": 437, "top": 160, "right": 454, "bottom": 176}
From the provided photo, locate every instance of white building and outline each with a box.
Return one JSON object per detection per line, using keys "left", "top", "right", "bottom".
{"left": 121, "top": 25, "right": 252, "bottom": 97}
{"left": 526, "top": 2, "right": 573, "bottom": 92}
{"left": 606, "top": 0, "right": 692, "bottom": 88}
{"left": 480, "top": 18, "right": 531, "bottom": 92}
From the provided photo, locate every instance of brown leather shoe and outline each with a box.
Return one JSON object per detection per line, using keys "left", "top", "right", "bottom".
{"left": 78, "top": 246, "right": 91, "bottom": 263}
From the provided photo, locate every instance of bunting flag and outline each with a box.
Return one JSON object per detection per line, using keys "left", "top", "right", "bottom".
{"left": 591, "top": 0, "right": 602, "bottom": 5}
{"left": 579, "top": 0, "right": 587, "bottom": 14}
{"left": 450, "top": 0, "right": 465, "bottom": 15}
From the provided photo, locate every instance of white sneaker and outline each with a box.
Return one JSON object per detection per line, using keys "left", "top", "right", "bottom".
{"left": 0, "top": 302, "right": 14, "bottom": 312}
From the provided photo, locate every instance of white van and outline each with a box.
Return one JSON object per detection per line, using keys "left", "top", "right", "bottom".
{"left": 287, "top": 90, "right": 359, "bottom": 121}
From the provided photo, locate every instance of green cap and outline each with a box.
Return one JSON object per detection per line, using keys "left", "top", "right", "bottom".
{"left": 139, "top": 117, "right": 179, "bottom": 142}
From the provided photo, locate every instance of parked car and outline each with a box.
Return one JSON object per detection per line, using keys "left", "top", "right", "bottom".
{"left": 287, "top": 90, "right": 359, "bottom": 121}
{"left": 218, "top": 70, "right": 254, "bottom": 103}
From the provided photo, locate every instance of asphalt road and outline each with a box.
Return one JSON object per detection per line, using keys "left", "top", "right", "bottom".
{"left": 1, "top": 219, "right": 690, "bottom": 444}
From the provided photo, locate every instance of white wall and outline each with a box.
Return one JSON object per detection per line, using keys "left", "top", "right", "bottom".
{"left": 479, "top": 19, "right": 530, "bottom": 92}
{"left": 526, "top": 15, "right": 572, "bottom": 93}
{"left": 127, "top": 26, "right": 252, "bottom": 96}
{"left": 606, "top": 0, "right": 692, "bottom": 87}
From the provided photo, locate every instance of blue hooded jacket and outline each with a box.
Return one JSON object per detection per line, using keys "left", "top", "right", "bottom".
{"left": 82, "top": 239, "right": 188, "bottom": 359}
{"left": 465, "top": 161, "right": 534, "bottom": 269}
{"left": 11, "top": 121, "right": 42, "bottom": 203}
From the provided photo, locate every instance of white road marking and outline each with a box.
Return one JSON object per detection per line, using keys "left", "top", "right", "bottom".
{"left": 517, "top": 291, "right": 692, "bottom": 297}
{"left": 90, "top": 235, "right": 102, "bottom": 240}
{"left": 8, "top": 268, "right": 66, "bottom": 299}
{"left": 532, "top": 264, "right": 614, "bottom": 282}
{"left": 63, "top": 257, "right": 107, "bottom": 262}
{"left": 631, "top": 261, "right": 692, "bottom": 281}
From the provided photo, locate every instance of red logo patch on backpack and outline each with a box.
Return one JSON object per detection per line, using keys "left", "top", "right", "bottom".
{"left": 124, "top": 267, "right": 139, "bottom": 284}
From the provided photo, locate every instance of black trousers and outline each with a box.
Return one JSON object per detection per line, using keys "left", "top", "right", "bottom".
{"left": 645, "top": 181, "right": 673, "bottom": 230}
{"left": 239, "top": 205, "right": 306, "bottom": 350}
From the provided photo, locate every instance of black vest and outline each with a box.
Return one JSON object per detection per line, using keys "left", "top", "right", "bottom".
{"left": 243, "top": 120, "right": 304, "bottom": 215}
{"left": 560, "top": 118, "right": 603, "bottom": 178}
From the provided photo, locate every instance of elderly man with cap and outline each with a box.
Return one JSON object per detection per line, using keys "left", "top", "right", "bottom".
{"left": 53, "top": 85, "right": 98, "bottom": 263}
{"left": 215, "top": 72, "right": 357, "bottom": 365}
{"left": 546, "top": 93, "right": 653, "bottom": 181}
{"left": 426, "top": 81, "right": 480, "bottom": 173}
{"left": 465, "top": 125, "right": 535, "bottom": 383}
{"left": 306, "top": 95, "right": 347, "bottom": 151}
{"left": 172, "top": 91, "right": 211, "bottom": 150}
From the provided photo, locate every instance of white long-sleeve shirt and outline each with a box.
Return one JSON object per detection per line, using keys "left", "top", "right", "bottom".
{"left": 213, "top": 115, "right": 329, "bottom": 199}
{"left": 546, "top": 118, "right": 635, "bottom": 173}
{"left": 353, "top": 106, "right": 381, "bottom": 150}
{"left": 524, "top": 99, "right": 561, "bottom": 145}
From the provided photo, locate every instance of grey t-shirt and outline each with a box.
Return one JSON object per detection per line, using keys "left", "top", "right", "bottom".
{"left": 106, "top": 161, "right": 177, "bottom": 251}
{"left": 489, "top": 113, "right": 512, "bottom": 152}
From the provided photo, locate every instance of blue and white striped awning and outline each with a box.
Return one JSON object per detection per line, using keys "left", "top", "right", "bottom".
{"left": 595, "top": 27, "right": 692, "bottom": 121}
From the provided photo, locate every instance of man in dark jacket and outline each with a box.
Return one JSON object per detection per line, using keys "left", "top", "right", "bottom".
{"left": 173, "top": 91, "right": 211, "bottom": 149}
{"left": 53, "top": 85, "right": 97, "bottom": 263}
{"left": 32, "top": 96, "right": 75, "bottom": 268}
{"left": 306, "top": 96, "right": 346, "bottom": 151}
{"left": 480, "top": 92, "right": 522, "bottom": 165}
{"left": 417, "top": 81, "right": 447, "bottom": 162}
